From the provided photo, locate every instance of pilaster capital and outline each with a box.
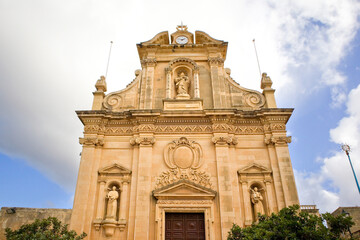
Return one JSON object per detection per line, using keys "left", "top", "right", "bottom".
{"left": 212, "top": 136, "right": 238, "bottom": 146}
{"left": 165, "top": 67, "right": 172, "bottom": 74}
{"left": 141, "top": 58, "right": 157, "bottom": 67}
{"left": 264, "top": 136, "right": 291, "bottom": 145}
{"left": 208, "top": 57, "right": 224, "bottom": 66}
{"left": 130, "top": 136, "right": 155, "bottom": 146}
{"left": 79, "top": 136, "right": 104, "bottom": 147}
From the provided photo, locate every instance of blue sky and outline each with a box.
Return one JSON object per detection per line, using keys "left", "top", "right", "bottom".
{"left": 0, "top": 0, "right": 360, "bottom": 213}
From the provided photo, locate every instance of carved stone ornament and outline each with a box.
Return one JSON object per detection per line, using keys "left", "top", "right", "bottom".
{"left": 212, "top": 136, "right": 238, "bottom": 146}
{"left": 130, "top": 136, "right": 155, "bottom": 146}
{"left": 155, "top": 168, "right": 212, "bottom": 189}
{"left": 264, "top": 136, "right": 291, "bottom": 145}
{"left": 79, "top": 136, "right": 104, "bottom": 146}
{"left": 164, "top": 137, "right": 203, "bottom": 169}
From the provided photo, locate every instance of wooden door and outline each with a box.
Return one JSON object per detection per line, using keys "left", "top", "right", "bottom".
{"left": 165, "top": 213, "right": 205, "bottom": 240}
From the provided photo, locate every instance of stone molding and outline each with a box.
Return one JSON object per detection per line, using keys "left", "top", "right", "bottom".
{"left": 168, "top": 57, "right": 199, "bottom": 70}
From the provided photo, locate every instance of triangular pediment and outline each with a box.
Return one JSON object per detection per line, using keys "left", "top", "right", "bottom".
{"left": 98, "top": 163, "right": 131, "bottom": 176}
{"left": 153, "top": 180, "right": 216, "bottom": 200}
{"left": 238, "top": 163, "right": 271, "bottom": 174}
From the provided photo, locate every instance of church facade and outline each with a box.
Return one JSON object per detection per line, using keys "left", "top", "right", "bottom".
{"left": 70, "top": 25, "right": 299, "bottom": 240}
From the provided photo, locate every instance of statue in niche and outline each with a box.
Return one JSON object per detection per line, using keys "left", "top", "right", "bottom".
{"left": 250, "top": 187, "right": 265, "bottom": 221}
{"left": 106, "top": 186, "right": 119, "bottom": 220}
{"left": 174, "top": 72, "right": 190, "bottom": 99}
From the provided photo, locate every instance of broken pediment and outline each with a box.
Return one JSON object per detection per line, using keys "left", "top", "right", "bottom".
{"left": 140, "top": 31, "right": 170, "bottom": 45}
{"left": 153, "top": 179, "right": 216, "bottom": 200}
{"left": 195, "top": 31, "right": 225, "bottom": 45}
{"left": 98, "top": 163, "right": 131, "bottom": 177}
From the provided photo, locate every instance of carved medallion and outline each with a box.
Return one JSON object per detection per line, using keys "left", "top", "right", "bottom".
{"left": 164, "top": 137, "right": 203, "bottom": 169}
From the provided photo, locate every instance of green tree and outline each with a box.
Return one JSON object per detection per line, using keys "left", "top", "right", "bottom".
{"left": 227, "top": 205, "right": 355, "bottom": 240}
{"left": 5, "top": 217, "right": 87, "bottom": 240}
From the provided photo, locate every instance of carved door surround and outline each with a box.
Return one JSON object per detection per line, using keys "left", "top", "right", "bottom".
{"left": 93, "top": 163, "right": 131, "bottom": 237}
{"left": 153, "top": 180, "right": 216, "bottom": 240}
{"left": 237, "top": 163, "right": 274, "bottom": 226}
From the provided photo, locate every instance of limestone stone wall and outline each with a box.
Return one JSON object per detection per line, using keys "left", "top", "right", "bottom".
{"left": 0, "top": 207, "right": 72, "bottom": 240}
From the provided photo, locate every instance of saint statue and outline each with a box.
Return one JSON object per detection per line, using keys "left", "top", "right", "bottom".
{"left": 250, "top": 187, "right": 265, "bottom": 221}
{"left": 106, "top": 186, "right": 119, "bottom": 219}
{"left": 174, "top": 72, "right": 190, "bottom": 99}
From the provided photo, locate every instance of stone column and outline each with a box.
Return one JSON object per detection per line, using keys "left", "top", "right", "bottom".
{"left": 241, "top": 181, "right": 252, "bottom": 226}
{"left": 193, "top": 68, "right": 200, "bottom": 98}
{"left": 96, "top": 180, "right": 106, "bottom": 219}
{"left": 131, "top": 132, "right": 155, "bottom": 240}
{"left": 119, "top": 180, "right": 129, "bottom": 220}
{"left": 165, "top": 67, "right": 172, "bottom": 99}
{"left": 212, "top": 133, "right": 237, "bottom": 239}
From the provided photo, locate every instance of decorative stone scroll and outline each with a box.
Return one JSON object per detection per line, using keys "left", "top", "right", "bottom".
{"left": 164, "top": 137, "right": 203, "bottom": 169}
{"left": 155, "top": 168, "right": 212, "bottom": 189}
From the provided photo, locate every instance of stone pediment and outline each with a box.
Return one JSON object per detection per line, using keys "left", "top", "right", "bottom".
{"left": 153, "top": 180, "right": 216, "bottom": 200}
{"left": 238, "top": 163, "right": 271, "bottom": 175}
{"left": 140, "top": 31, "right": 170, "bottom": 45}
{"left": 98, "top": 163, "right": 131, "bottom": 176}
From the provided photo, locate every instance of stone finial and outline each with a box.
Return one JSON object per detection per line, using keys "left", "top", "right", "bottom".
{"left": 95, "top": 76, "right": 107, "bottom": 92}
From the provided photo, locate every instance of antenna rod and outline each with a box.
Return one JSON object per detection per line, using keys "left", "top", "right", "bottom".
{"left": 105, "top": 41, "right": 113, "bottom": 79}
{"left": 252, "top": 39, "right": 262, "bottom": 79}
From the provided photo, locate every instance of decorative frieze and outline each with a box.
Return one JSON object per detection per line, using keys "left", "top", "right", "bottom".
{"left": 157, "top": 200, "right": 213, "bottom": 205}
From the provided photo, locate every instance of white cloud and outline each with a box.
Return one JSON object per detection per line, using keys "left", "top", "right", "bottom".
{"left": 296, "top": 84, "right": 360, "bottom": 212}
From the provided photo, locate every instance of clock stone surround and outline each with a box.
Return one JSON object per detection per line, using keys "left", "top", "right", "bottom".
{"left": 70, "top": 25, "right": 299, "bottom": 240}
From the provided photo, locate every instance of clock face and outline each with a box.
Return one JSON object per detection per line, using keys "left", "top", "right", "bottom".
{"left": 176, "top": 36, "right": 189, "bottom": 45}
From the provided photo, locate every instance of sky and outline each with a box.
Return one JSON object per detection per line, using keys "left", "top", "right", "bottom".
{"left": 0, "top": 0, "right": 360, "bottom": 214}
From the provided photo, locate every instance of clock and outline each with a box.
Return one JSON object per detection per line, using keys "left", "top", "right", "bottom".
{"left": 176, "top": 36, "right": 189, "bottom": 45}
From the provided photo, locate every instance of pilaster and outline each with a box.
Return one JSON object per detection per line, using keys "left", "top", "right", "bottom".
{"left": 211, "top": 117, "right": 237, "bottom": 239}
{"left": 131, "top": 119, "right": 156, "bottom": 240}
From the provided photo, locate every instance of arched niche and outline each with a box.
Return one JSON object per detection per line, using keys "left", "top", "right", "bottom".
{"left": 93, "top": 164, "right": 131, "bottom": 237}
{"left": 165, "top": 58, "right": 200, "bottom": 99}
{"left": 237, "top": 163, "right": 274, "bottom": 225}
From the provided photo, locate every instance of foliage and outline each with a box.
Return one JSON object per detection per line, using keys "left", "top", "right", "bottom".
{"left": 227, "top": 205, "right": 355, "bottom": 240}
{"left": 5, "top": 217, "right": 87, "bottom": 240}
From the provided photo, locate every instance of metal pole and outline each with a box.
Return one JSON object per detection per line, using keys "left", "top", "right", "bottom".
{"left": 346, "top": 152, "right": 360, "bottom": 194}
